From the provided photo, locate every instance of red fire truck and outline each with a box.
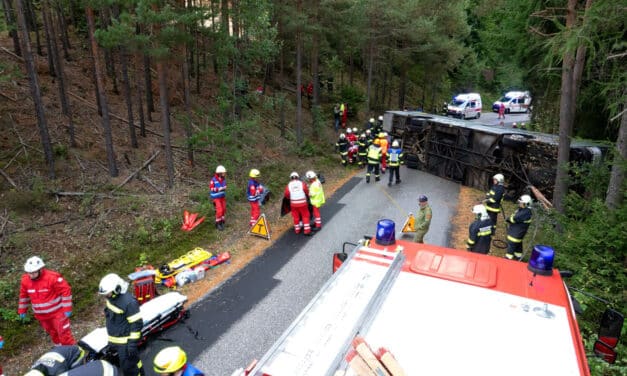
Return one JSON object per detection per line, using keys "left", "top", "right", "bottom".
{"left": 233, "top": 220, "right": 622, "bottom": 376}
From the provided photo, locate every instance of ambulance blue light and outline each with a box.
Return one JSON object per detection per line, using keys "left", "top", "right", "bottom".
{"left": 527, "top": 245, "right": 554, "bottom": 276}
{"left": 376, "top": 219, "right": 396, "bottom": 245}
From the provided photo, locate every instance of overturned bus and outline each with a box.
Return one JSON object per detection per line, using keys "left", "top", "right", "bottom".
{"left": 382, "top": 111, "right": 606, "bottom": 199}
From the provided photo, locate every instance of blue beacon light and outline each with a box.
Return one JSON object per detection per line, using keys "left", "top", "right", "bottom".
{"left": 376, "top": 219, "right": 396, "bottom": 246}
{"left": 527, "top": 245, "right": 555, "bottom": 276}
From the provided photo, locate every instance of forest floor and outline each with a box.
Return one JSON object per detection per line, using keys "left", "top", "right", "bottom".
{"left": 0, "top": 33, "right": 506, "bottom": 374}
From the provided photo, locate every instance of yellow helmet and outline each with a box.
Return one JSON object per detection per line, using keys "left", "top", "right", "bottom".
{"left": 153, "top": 346, "right": 187, "bottom": 374}
{"left": 249, "top": 169, "right": 260, "bottom": 178}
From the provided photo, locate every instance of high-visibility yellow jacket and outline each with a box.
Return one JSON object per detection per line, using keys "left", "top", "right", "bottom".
{"left": 309, "top": 179, "right": 325, "bottom": 208}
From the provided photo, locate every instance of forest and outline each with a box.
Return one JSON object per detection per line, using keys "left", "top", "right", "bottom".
{"left": 0, "top": 0, "right": 625, "bottom": 374}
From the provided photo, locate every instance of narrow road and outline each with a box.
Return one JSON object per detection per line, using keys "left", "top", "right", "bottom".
{"left": 139, "top": 167, "right": 460, "bottom": 375}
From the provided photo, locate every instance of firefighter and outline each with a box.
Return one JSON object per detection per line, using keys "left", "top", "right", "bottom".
{"left": 25, "top": 345, "right": 86, "bottom": 375}
{"left": 365, "top": 129, "right": 374, "bottom": 144}
{"left": 209, "top": 165, "right": 227, "bottom": 231}
{"left": 306, "top": 171, "right": 325, "bottom": 231}
{"left": 365, "top": 141, "right": 382, "bottom": 183}
{"left": 372, "top": 116, "right": 383, "bottom": 136}
{"left": 505, "top": 195, "right": 533, "bottom": 260}
{"left": 18, "top": 256, "right": 75, "bottom": 346}
{"left": 153, "top": 346, "right": 204, "bottom": 376}
{"left": 98, "top": 273, "right": 144, "bottom": 376}
{"left": 377, "top": 132, "right": 389, "bottom": 174}
{"left": 386, "top": 140, "right": 404, "bottom": 186}
{"left": 414, "top": 195, "right": 432, "bottom": 243}
{"left": 335, "top": 133, "right": 349, "bottom": 167}
{"left": 25, "top": 360, "right": 119, "bottom": 376}
{"left": 484, "top": 173, "right": 505, "bottom": 234}
{"left": 284, "top": 172, "right": 311, "bottom": 235}
{"left": 466, "top": 205, "right": 493, "bottom": 254}
{"left": 365, "top": 117, "right": 375, "bottom": 130}
{"left": 247, "top": 169, "right": 264, "bottom": 227}
{"left": 357, "top": 133, "right": 368, "bottom": 167}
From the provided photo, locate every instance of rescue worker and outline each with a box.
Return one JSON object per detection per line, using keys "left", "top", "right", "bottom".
{"left": 209, "top": 165, "right": 227, "bottom": 231}
{"left": 365, "top": 141, "right": 382, "bottom": 183}
{"left": 247, "top": 169, "right": 264, "bottom": 227}
{"left": 505, "top": 195, "right": 533, "bottom": 260}
{"left": 466, "top": 205, "right": 493, "bottom": 254}
{"left": 386, "top": 140, "right": 404, "bottom": 186}
{"left": 306, "top": 171, "right": 325, "bottom": 231}
{"left": 357, "top": 133, "right": 368, "bottom": 167}
{"left": 377, "top": 132, "right": 389, "bottom": 174}
{"left": 371, "top": 115, "right": 383, "bottom": 136}
{"left": 25, "top": 345, "right": 86, "bottom": 375}
{"left": 340, "top": 103, "right": 347, "bottom": 128}
{"left": 25, "top": 360, "right": 119, "bottom": 376}
{"left": 335, "top": 133, "right": 349, "bottom": 167}
{"left": 284, "top": 172, "right": 311, "bottom": 235}
{"left": 98, "top": 273, "right": 144, "bottom": 376}
{"left": 414, "top": 195, "right": 432, "bottom": 243}
{"left": 346, "top": 128, "right": 358, "bottom": 164}
{"left": 365, "top": 117, "right": 375, "bottom": 130}
{"left": 153, "top": 346, "right": 204, "bottom": 376}
{"left": 365, "top": 129, "right": 374, "bottom": 144}
{"left": 484, "top": 173, "right": 505, "bottom": 234}
{"left": 18, "top": 256, "right": 75, "bottom": 346}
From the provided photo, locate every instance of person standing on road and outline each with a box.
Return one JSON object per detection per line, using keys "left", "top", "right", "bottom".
{"left": 386, "top": 140, "right": 404, "bottom": 186}
{"left": 414, "top": 195, "right": 432, "bottom": 243}
{"left": 247, "top": 169, "right": 265, "bottom": 227}
{"left": 18, "top": 256, "right": 75, "bottom": 346}
{"left": 357, "top": 133, "right": 368, "bottom": 167}
{"left": 377, "top": 132, "right": 389, "bottom": 174}
{"left": 365, "top": 141, "right": 382, "bottom": 183}
{"left": 98, "top": 273, "right": 144, "bottom": 376}
{"left": 284, "top": 172, "right": 311, "bottom": 235}
{"left": 209, "top": 165, "right": 227, "bottom": 231}
{"left": 505, "top": 195, "right": 533, "bottom": 260}
{"left": 498, "top": 103, "right": 506, "bottom": 120}
{"left": 466, "top": 205, "right": 493, "bottom": 254}
{"left": 153, "top": 346, "right": 204, "bottom": 376}
{"left": 484, "top": 173, "right": 505, "bottom": 234}
{"left": 335, "top": 133, "right": 349, "bottom": 167}
{"left": 306, "top": 171, "right": 325, "bottom": 231}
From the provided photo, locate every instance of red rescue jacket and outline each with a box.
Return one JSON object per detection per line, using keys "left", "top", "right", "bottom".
{"left": 18, "top": 269, "right": 72, "bottom": 319}
{"left": 284, "top": 180, "right": 309, "bottom": 208}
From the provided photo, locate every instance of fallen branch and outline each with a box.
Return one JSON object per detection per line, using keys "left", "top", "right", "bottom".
{"left": 112, "top": 150, "right": 161, "bottom": 192}
{"left": 68, "top": 91, "right": 163, "bottom": 137}
{"left": 529, "top": 185, "right": 553, "bottom": 210}
{"left": 0, "top": 91, "right": 17, "bottom": 102}
{"left": 140, "top": 175, "right": 164, "bottom": 194}
{"left": 0, "top": 167, "right": 18, "bottom": 188}
{"left": 0, "top": 46, "right": 22, "bottom": 61}
{"left": 0, "top": 209, "right": 10, "bottom": 239}
{"left": 3, "top": 147, "right": 23, "bottom": 169}
{"left": 53, "top": 191, "right": 116, "bottom": 199}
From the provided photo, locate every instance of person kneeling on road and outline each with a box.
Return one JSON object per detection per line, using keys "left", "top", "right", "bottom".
{"left": 153, "top": 346, "right": 204, "bottom": 376}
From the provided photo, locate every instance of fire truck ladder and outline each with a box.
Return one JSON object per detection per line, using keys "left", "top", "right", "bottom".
{"left": 246, "top": 244, "right": 404, "bottom": 376}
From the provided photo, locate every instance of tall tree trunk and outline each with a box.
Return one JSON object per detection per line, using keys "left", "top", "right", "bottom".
{"left": 182, "top": 56, "right": 194, "bottom": 167}
{"left": 552, "top": 0, "right": 583, "bottom": 214}
{"left": 41, "top": 5, "right": 56, "bottom": 76}
{"left": 143, "top": 53, "right": 154, "bottom": 120}
{"left": 25, "top": 0, "right": 42, "bottom": 55}
{"left": 366, "top": 40, "right": 374, "bottom": 113}
{"left": 100, "top": 8, "right": 119, "bottom": 95}
{"left": 120, "top": 49, "right": 138, "bottom": 148}
{"left": 86, "top": 6, "right": 118, "bottom": 177}
{"left": 398, "top": 68, "right": 406, "bottom": 109}
{"left": 295, "top": 0, "right": 303, "bottom": 145}
{"left": 55, "top": 2, "right": 71, "bottom": 60}
{"left": 2, "top": 0, "right": 21, "bottom": 55}
{"left": 44, "top": 0, "right": 75, "bottom": 147}
{"left": 16, "top": 0, "right": 55, "bottom": 178}
{"left": 156, "top": 60, "right": 175, "bottom": 187}
{"left": 606, "top": 105, "right": 626, "bottom": 209}
{"left": 135, "top": 65, "right": 146, "bottom": 138}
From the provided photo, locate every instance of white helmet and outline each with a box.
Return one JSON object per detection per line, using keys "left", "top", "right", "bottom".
{"left": 352, "top": 127, "right": 358, "bottom": 133}
{"left": 216, "top": 165, "right": 226, "bottom": 174}
{"left": 290, "top": 171, "right": 299, "bottom": 179}
{"left": 391, "top": 140, "right": 399, "bottom": 148}
{"left": 346, "top": 128, "right": 352, "bottom": 134}
{"left": 305, "top": 170, "right": 316, "bottom": 180}
{"left": 339, "top": 133, "right": 345, "bottom": 139}
{"left": 378, "top": 115, "right": 383, "bottom": 121}
{"left": 369, "top": 118, "right": 375, "bottom": 123}
{"left": 98, "top": 273, "right": 128, "bottom": 295}
{"left": 518, "top": 194, "right": 532, "bottom": 206}
{"left": 24, "top": 371, "right": 44, "bottom": 376}
{"left": 493, "top": 173, "right": 504, "bottom": 184}
{"left": 24, "top": 256, "right": 45, "bottom": 273}
{"left": 365, "top": 129, "right": 371, "bottom": 135}
{"left": 472, "top": 204, "right": 489, "bottom": 220}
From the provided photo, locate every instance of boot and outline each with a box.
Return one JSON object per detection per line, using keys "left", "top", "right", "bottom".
{"left": 388, "top": 181, "right": 392, "bottom": 186}
{"left": 396, "top": 179, "right": 401, "bottom": 184}
{"left": 366, "top": 176, "right": 370, "bottom": 183}
{"left": 375, "top": 176, "right": 380, "bottom": 182}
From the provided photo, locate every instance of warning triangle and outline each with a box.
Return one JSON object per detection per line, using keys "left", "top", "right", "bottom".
{"left": 248, "top": 213, "right": 271, "bottom": 240}
{"left": 401, "top": 213, "right": 415, "bottom": 233}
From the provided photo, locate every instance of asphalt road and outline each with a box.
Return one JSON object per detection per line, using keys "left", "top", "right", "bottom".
{"left": 467, "top": 111, "right": 531, "bottom": 128}
{"left": 139, "top": 167, "right": 460, "bottom": 375}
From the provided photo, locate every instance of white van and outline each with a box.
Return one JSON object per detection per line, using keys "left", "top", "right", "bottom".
{"left": 446, "top": 93, "right": 482, "bottom": 119}
{"left": 492, "top": 91, "right": 531, "bottom": 113}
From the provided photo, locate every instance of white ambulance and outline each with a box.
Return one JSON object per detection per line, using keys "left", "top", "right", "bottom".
{"left": 492, "top": 91, "right": 532, "bottom": 113}
{"left": 446, "top": 93, "right": 482, "bottom": 119}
